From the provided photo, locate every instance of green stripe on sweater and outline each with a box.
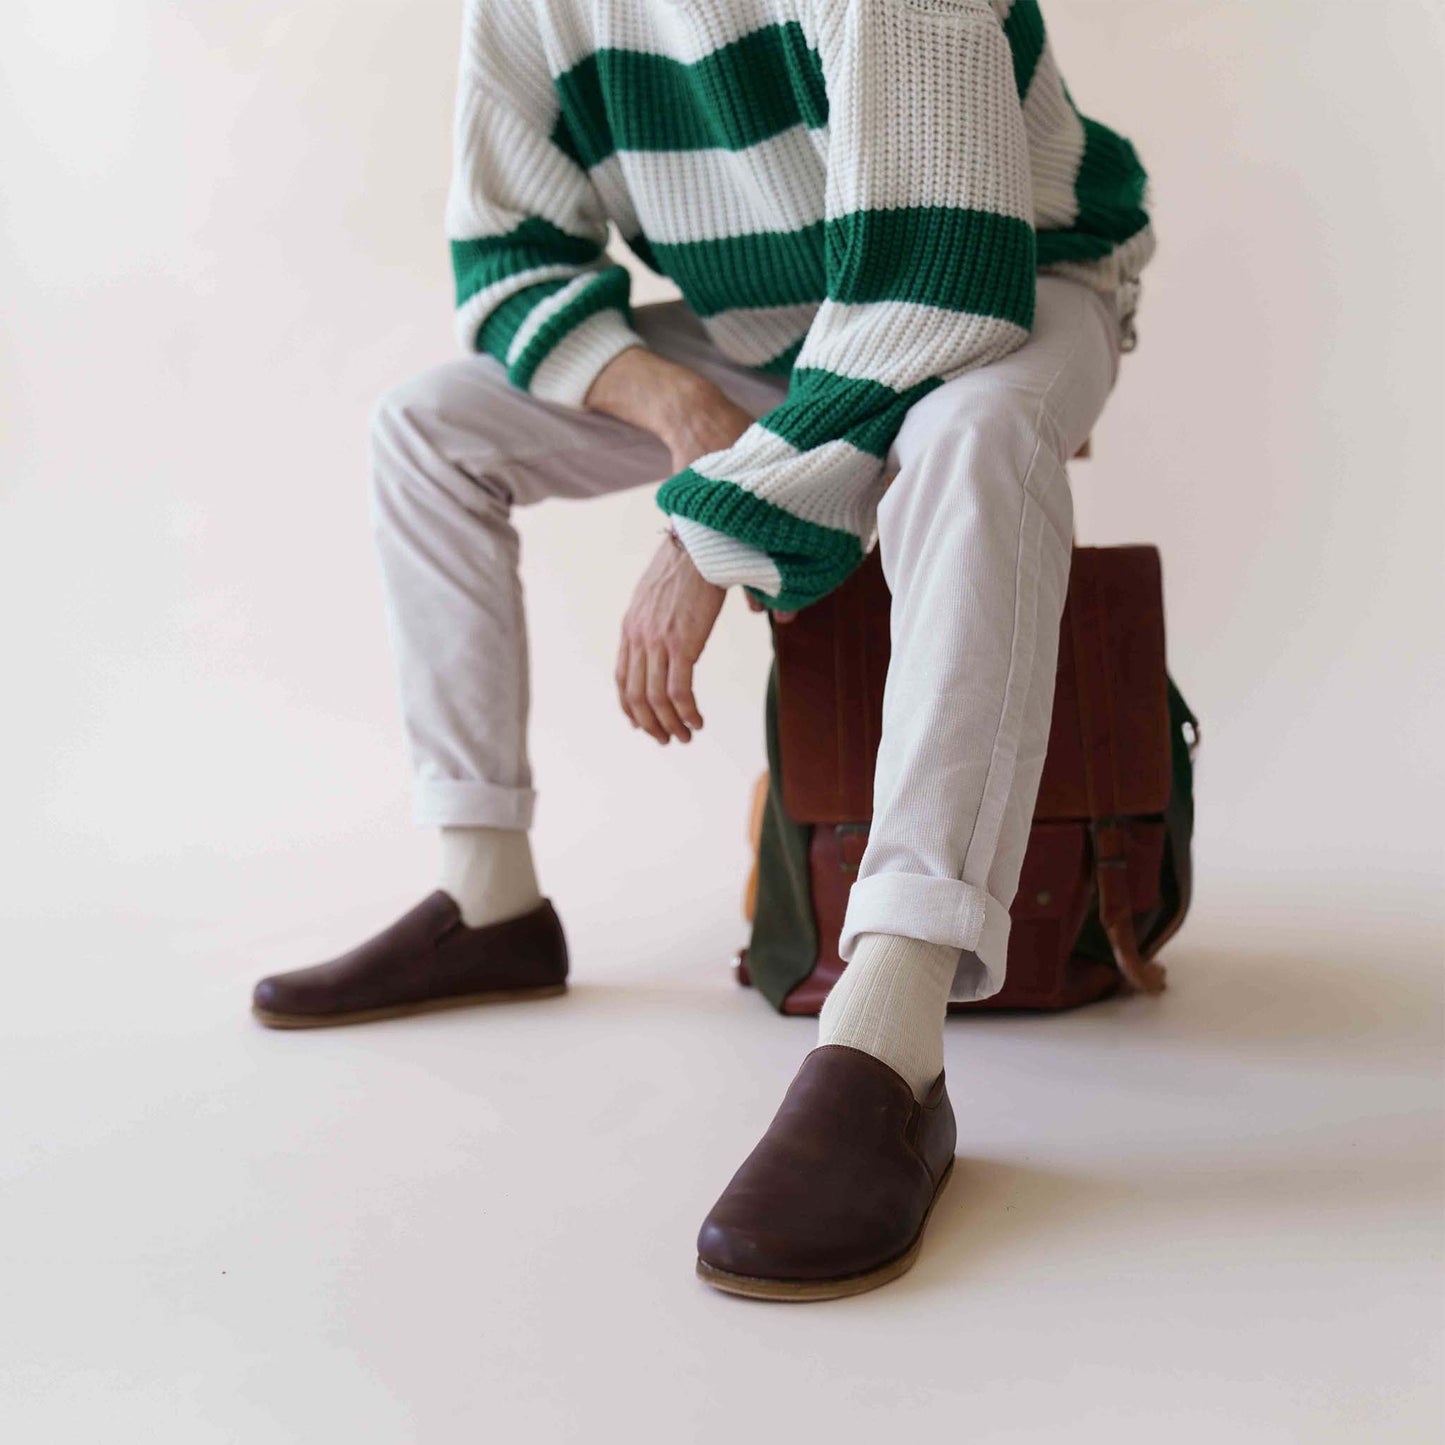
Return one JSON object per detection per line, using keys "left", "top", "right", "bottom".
{"left": 550, "top": 24, "right": 827, "bottom": 168}
{"left": 477, "top": 279, "right": 566, "bottom": 364}
{"left": 451, "top": 219, "right": 601, "bottom": 306}
{"left": 644, "top": 207, "right": 1034, "bottom": 324}
{"left": 656, "top": 467, "right": 863, "bottom": 612}
{"left": 647, "top": 223, "right": 826, "bottom": 317}
{"left": 1070, "top": 109, "right": 1151, "bottom": 244}
{"left": 1001, "top": 0, "right": 1046, "bottom": 102}
{"left": 826, "top": 207, "right": 1036, "bottom": 325}
{"left": 1037, "top": 89, "right": 1151, "bottom": 261}
{"left": 756, "top": 369, "right": 943, "bottom": 458}
{"left": 508, "top": 268, "right": 633, "bottom": 390}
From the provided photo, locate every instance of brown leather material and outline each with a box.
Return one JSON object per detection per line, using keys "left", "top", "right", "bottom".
{"left": 773, "top": 545, "right": 1171, "bottom": 824}
{"left": 772, "top": 817, "right": 1160, "bottom": 1014}
{"left": 759, "top": 543, "right": 1177, "bottom": 1013}
{"left": 1066, "top": 555, "right": 1169, "bottom": 992}
{"left": 1045, "top": 547, "right": 1171, "bottom": 819}
{"left": 696, "top": 1045, "right": 955, "bottom": 1287}
{"left": 251, "top": 892, "right": 568, "bottom": 1024}
{"left": 772, "top": 553, "right": 891, "bottom": 824}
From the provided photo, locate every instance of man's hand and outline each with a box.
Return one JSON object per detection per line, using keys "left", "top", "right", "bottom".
{"left": 615, "top": 532, "right": 725, "bottom": 744}
{"left": 587, "top": 346, "right": 796, "bottom": 742}
{"left": 588, "top": 347, "right": 744, "bottom": 742}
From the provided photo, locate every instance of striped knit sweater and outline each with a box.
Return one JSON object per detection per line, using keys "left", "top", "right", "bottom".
{"left": 447, "top": 0, "right": 1156, "bottom": 611}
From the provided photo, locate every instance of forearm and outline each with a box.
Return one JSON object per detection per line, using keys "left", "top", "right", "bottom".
{"left": 583, "top": 346, "right": 721, "bottom": 453}
{"left": 587, "top": 346, "right": 785, "bottom": 597}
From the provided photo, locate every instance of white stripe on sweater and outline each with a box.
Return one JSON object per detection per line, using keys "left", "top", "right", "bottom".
{"left": 701, "top": 303, "right": 820, "bottom": 366}
{"left": 460, "top": 0, "right": 565, "bottom": 134}
{"left": 1021, "top": 41, "right": 1084, "bottom": 229}
{"left": 447, "top": 86, "right": 607, "bottom": 241}
{"left": 526, "top": 307, "right": 645, "bottom": 407}
{"left": 824, "top": 0, "right": 1032, "bottom": 221}
{"left": 537, "top": 0, "right": 818, "bottom": 75}
{"left": 505, "top": 267, "right": 613, "bottom": 369}
{"left": 795, "top": 300, "right": 1029, "bottom": 387}
{"left": 608, "top": 127, "right": 827, "bottom": 246}
{"left": 690, "top": 428, "right": 884, "bottom": 539}
{"left": 671, "top": 516, "right": 783, "bottom": 594}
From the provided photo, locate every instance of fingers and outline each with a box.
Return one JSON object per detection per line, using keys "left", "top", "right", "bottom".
{"left": 614, "top": 635, "right": 637, "bottom": 729}
{"left": 620, "top": 630, "right": 693, "bottom": 745}
{"left": 617, "top": 535, "right": 727, "bottom": 744}
{"left": 667, "top": 648, "right": 704, "bottom": 733}
{"left": 647, "top": 644, "right": 692, "bottom": 743}
{"left": 623, "top": 639, "right": 669, "bottom": 744}
{"left": 617, "top": 630, "right": 702, "bottom": 745}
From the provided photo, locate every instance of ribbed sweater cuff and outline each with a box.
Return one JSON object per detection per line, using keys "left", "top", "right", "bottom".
{"left": 526, "top": 309, "right": 647, "bottom": 410}
{"left": 669, "top": 516, "right": 782, "bottom": 595}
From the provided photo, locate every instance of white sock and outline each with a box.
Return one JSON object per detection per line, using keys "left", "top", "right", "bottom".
{"left": 437, "top": 826, "right": 543, "bottom": 928}
{"left": 817, "top": 932, "right": 960, "bottom": 1101}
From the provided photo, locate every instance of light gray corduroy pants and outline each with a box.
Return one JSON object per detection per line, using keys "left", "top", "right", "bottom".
{"left": 369, "top": 273, "right": 1122, "bottom": 1002}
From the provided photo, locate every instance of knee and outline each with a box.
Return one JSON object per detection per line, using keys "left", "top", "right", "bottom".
{"left": 367, "top": 368, "right": 445, "bottom": 486}
{"left": 367, "top": 362, "right": 508, "bottom": 523}
{"left": 925, "top": 377, "right": 1060, "bottom": 467}
{"left": 884, "top": 379, "right": 1074, "bottom": 539}
{"left": 912, "top": 372, "right": 1087, "bottom": 494}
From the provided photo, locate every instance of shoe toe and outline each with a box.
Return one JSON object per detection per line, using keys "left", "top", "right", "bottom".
{"left": 252, "top": 977, "right": 287, "bottom": 1014}
{"left": 696, "top": 1216, "right": 763, "bottom": 1277}
{"left": 252, "top": 962, "right": 332, "bottom": 1017}
{"left": 699, "top": 1204, "right": 905, "bottom": 1282}
{"left": 253, "top": 975, "right": 315, "bottom": 1015}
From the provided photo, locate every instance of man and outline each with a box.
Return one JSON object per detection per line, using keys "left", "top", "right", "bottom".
{"left": 252, "top": 0, "right": 1155, "bottom": 1300}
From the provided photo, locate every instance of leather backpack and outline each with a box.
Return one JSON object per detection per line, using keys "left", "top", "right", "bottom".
{"left": 736, "top": 544, "right": 1199, "bottom": 1014}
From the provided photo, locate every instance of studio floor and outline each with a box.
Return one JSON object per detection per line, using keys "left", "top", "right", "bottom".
{"left": 4, "top": 870, "right": 1439, "bottom": 1442}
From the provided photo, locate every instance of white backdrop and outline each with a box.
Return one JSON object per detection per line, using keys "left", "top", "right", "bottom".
{"left": 2, "top": 0, "right": 1440, "bottom": 931}
{"left": 2, "top": 3, "right": 1441, "bottom": 1440}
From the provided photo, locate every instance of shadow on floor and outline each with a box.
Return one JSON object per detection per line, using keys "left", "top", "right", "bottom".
{"left": 897, "top": 1130, "right": 1442, "bottom": 1302}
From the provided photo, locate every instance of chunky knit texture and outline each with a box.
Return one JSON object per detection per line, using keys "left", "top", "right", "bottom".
{"left": 447, "top": 0, "right": 1156, "bottom": 610}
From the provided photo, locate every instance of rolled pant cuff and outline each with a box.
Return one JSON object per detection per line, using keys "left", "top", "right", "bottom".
{"left": 412, "top": 777, "right": 536, "bottom": 831}
{"left": 839, "top": 873, "right": 1013, "bottom": 1004}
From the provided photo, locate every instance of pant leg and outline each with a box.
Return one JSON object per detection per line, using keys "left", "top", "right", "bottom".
{"left": 367, "top": 300, "right": 788, "bottom": 830}
{"left": 838, "top": 275, "right": 1123, "bottom": 1001}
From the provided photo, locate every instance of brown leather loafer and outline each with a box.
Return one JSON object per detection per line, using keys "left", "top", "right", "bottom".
{"left": 696, "top": 1044, "right": 956, "bottom": 1301}
{"left": 251, "top": 892, "right": 568, "bottom": 1029}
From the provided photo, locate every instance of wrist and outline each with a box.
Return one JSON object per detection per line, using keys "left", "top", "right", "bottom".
{"left": 586, "top": 348, "right": 720, "bottom": 449}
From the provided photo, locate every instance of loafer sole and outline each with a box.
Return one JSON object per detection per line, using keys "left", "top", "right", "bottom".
{"left": 251, "top": 982, "right": 567, "bottom": 1030}
{"left": 695, "top": 1155, "right": 954, "bottom": 1302}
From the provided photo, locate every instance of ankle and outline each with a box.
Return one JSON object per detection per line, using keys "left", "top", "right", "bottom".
{"left": 438, "top": 826, "right": 542, "bottom": 928}
{"left": 817, "top": 932, "right": 959, "bottom": 1100}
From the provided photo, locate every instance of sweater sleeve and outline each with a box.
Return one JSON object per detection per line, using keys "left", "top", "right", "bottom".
{"left": 656, "top": 0, "right": 1037, "bottom": 612}
{"left": 447, "top": 0, "right": 645, "bottom": 408}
